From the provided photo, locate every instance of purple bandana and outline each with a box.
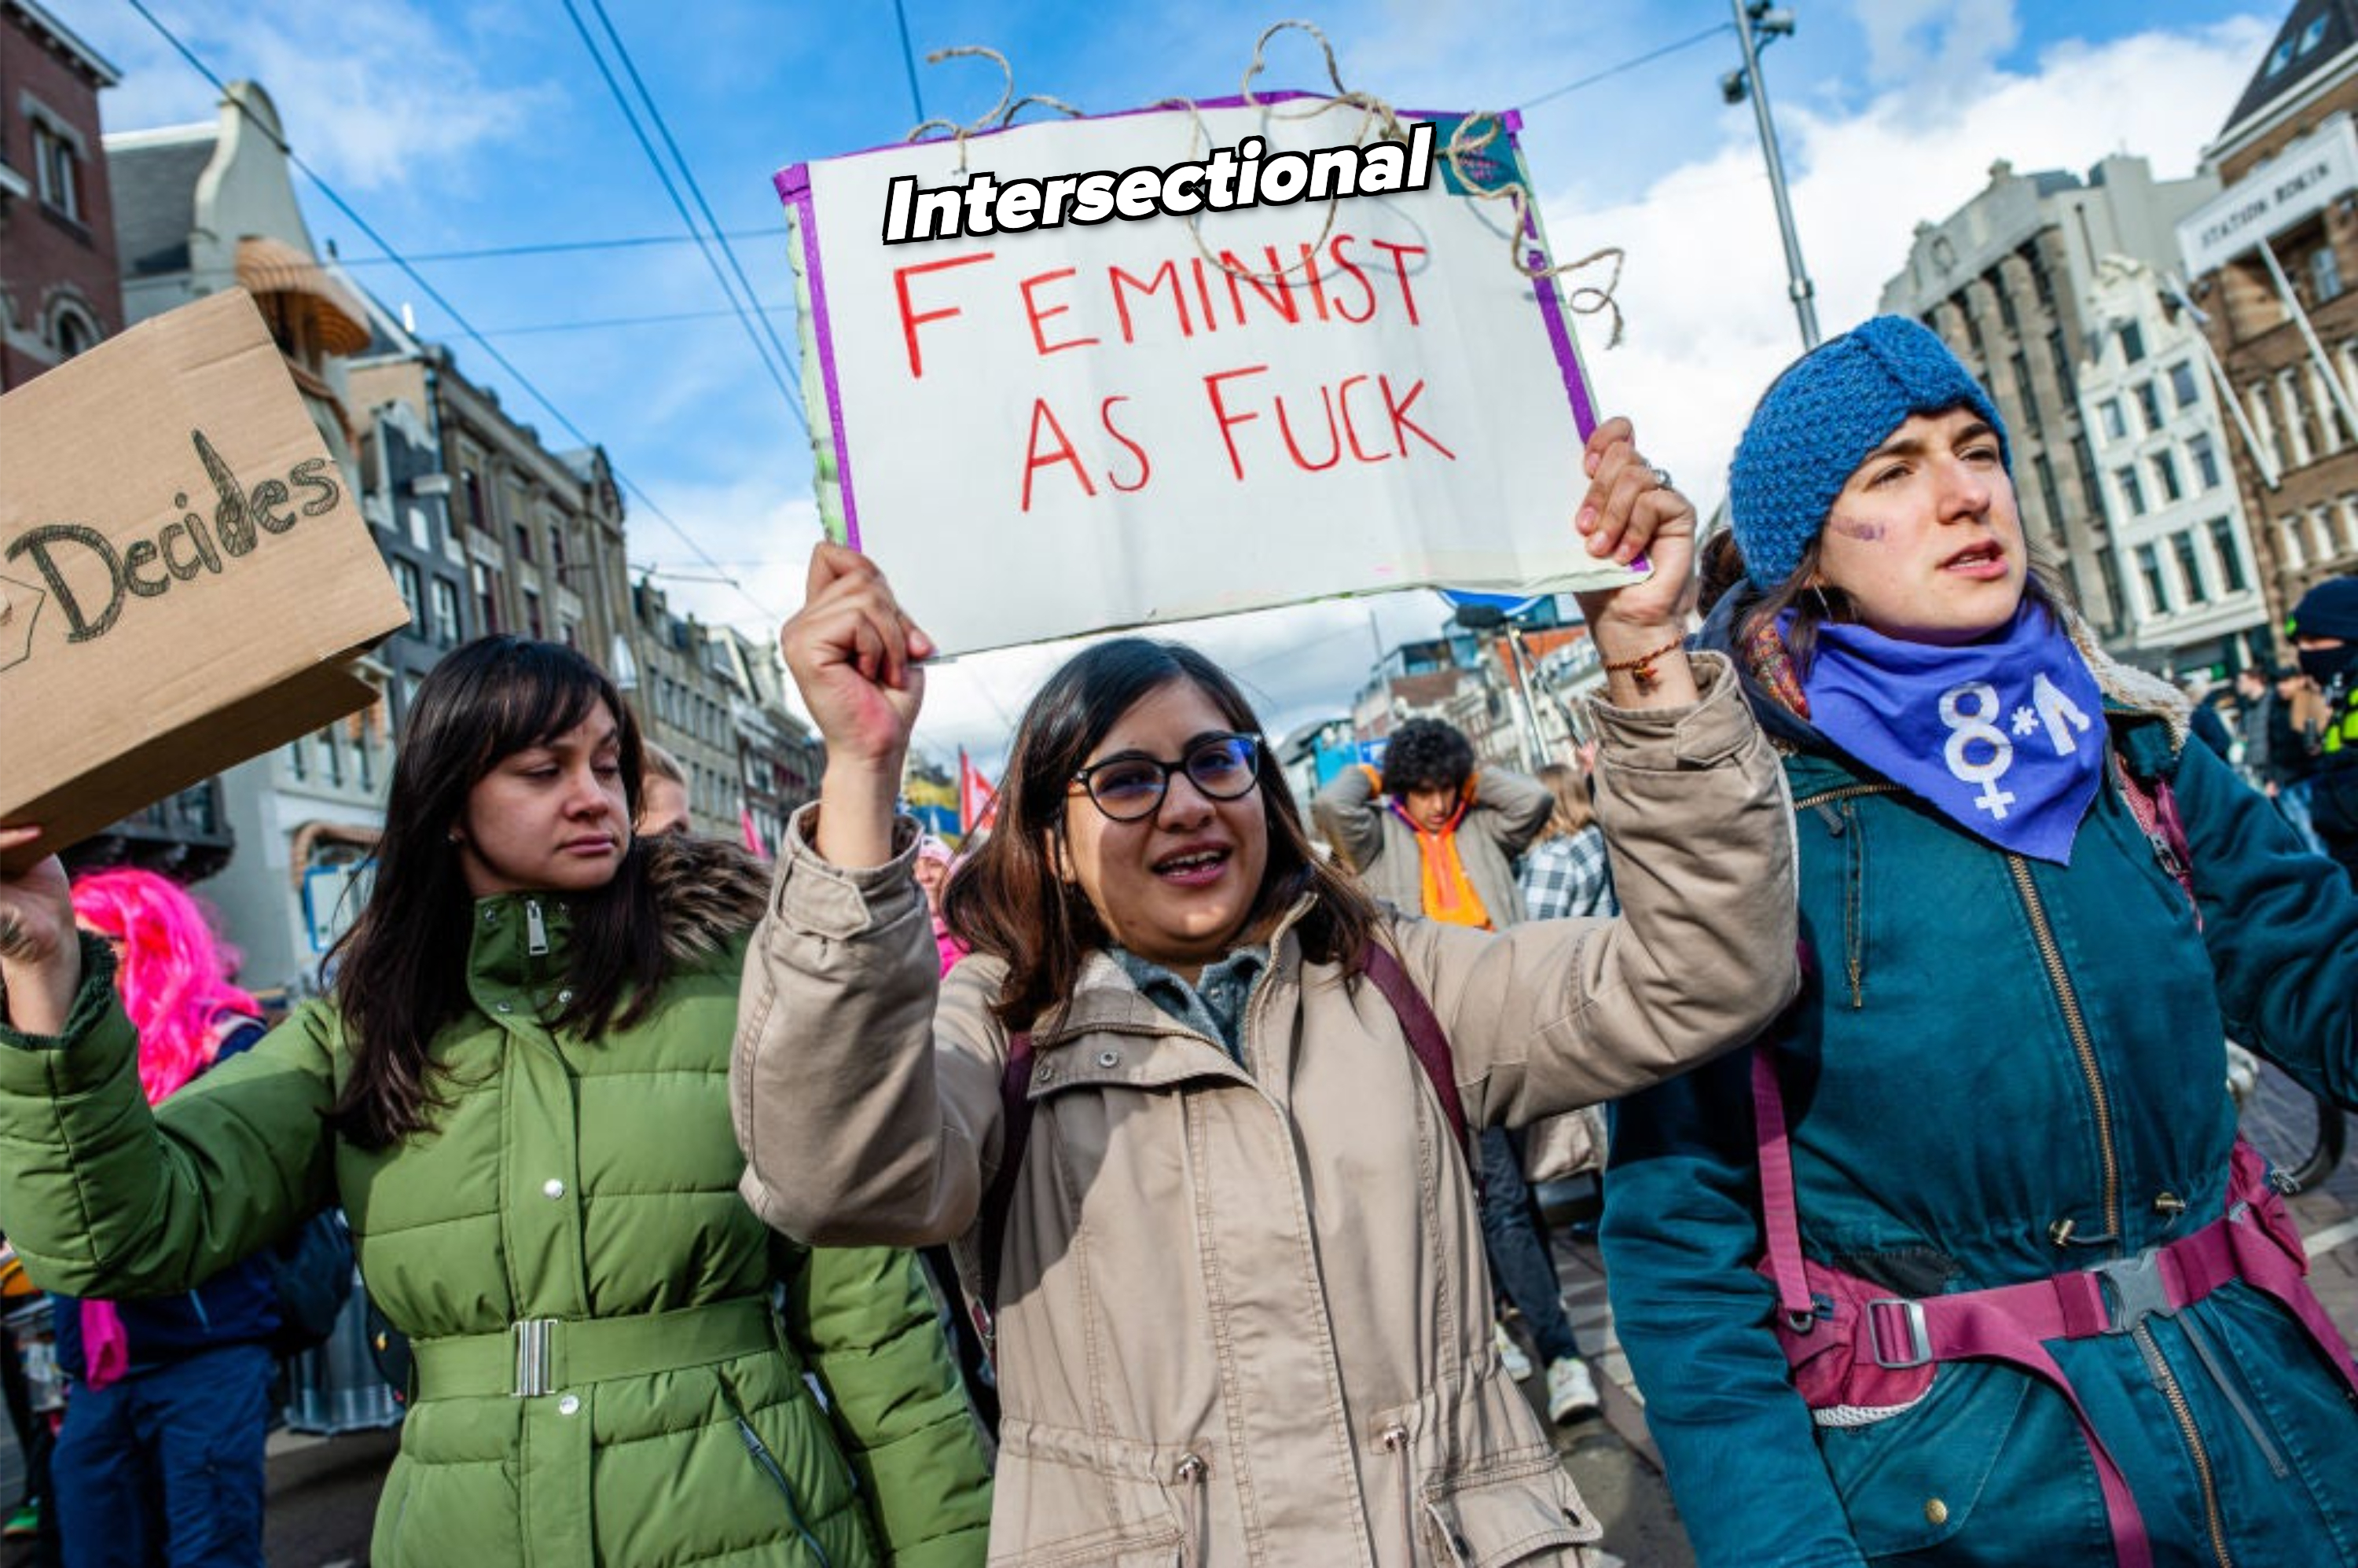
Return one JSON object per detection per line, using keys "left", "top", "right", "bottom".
{"left": 1795, "top": 606, "right": 2106, "bottom": 865}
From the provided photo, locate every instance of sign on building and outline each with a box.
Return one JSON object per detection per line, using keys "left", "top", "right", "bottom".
{"left": 2178, "top": 113, "right": 2358, "bottom": 277}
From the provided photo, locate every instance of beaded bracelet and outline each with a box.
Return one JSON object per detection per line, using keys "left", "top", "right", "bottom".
{"left": 1600, "top": 636, "right": 1684, "bottom": 688}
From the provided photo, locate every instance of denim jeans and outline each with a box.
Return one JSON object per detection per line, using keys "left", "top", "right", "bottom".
{"left": 52, "top": 1342, "right": 271, "bottom": 1568}
{"left": 1478, "top": 1127, "right": 1581, "bottom": 1365}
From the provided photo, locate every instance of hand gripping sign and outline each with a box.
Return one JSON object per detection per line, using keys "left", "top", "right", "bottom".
{"left": 780, "top": 93, "right": 1638, "bottom": 656}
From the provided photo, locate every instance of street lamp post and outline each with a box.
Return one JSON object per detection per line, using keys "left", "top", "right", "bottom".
{"left": 1721, "top": 1, "right": 1820, "bottom": 351}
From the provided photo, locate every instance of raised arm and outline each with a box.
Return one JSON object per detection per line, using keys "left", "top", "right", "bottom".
{"left": 731, "top": 542, "right": 1006, "bottom": 1247}
{"left": 1310, "top": 762, "right": 1385, "bottom": 874}
{"left": 0, "top": 930, "right": 338, "bottom": 1298}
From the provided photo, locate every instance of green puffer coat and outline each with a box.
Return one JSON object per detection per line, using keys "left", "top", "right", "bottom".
{"left": 0, "top": 839, "right": 991, "bottom": 1568}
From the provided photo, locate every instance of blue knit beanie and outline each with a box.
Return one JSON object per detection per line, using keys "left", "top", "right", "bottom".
{"left": 1728, "top": 316, "right": 2010, "bottom": 589}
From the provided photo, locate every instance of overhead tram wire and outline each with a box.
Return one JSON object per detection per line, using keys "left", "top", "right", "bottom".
{"left": 1519, "top": 20, "right": 1734, "bottom": 111}
{"left": 334, "top": 231, "right": 784, "bottom": 266}
{"left": 122, "top": 0, "right": 782, "bottom": 627}
{"left": 558, "top": 0, "right": 806, "bottom": 433}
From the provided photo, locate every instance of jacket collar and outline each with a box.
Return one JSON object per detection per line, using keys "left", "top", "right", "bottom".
{"left": 1030, "top": 894, "right": 1320, "bottom": 1049}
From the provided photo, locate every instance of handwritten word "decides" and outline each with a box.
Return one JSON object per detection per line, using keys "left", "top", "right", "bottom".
{"left": 4, "top": 429, "right": 340, "bottom": 646}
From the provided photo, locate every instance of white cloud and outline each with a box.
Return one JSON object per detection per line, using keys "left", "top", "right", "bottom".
{"left": 1853, "top": 0, "right": 2021, "bottom": 92}
{"left": 1542, "top": 16, "right": 2274, "bottom": 534}
{"left": 83, "top": 0, "right": 556, "bottom": 193}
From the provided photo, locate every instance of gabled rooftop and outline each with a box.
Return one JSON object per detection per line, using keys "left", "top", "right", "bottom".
{"left": 2219, "top": 0, "right": 2358, "bottom": 140}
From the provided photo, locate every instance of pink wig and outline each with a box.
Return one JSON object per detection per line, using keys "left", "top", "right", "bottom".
{"left": 70, "top": 869, "right": 259, "bottom": 1106}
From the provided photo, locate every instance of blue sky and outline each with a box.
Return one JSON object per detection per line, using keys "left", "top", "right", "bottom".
{"left": 57, "top": 0, "right": 2286, "bottom": 766}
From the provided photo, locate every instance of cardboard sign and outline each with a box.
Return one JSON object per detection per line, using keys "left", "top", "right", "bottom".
{"left": 0, "top": 289, "right": 410, "bottom": 868}
{"left": 780, "top": 94, "right": 1636, "bottom": 655}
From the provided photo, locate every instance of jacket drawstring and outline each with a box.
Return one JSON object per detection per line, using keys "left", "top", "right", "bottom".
{"left": 1173, "top": 1452, "right": 1208, "bottom": 1567}
{"left": 1379, "top": 1423, "right": 1413, "bottom": 1559}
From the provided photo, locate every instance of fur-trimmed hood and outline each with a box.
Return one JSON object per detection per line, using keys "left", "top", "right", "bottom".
{"left": 640, "top": 832, "right": 773, "bottom": 966}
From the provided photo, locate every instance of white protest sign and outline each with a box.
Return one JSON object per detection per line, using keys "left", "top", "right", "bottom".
{"left": 780, "top": 94, "right": 1632, "bottom": 656}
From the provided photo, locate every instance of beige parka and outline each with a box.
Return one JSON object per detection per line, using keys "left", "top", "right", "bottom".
{"left": 732, "top": 654, "right": 1798, "bottom": 1567}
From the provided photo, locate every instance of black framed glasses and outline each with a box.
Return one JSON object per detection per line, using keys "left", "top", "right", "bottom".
{"left": 1067, "top": 733, "right": 1265, "bottom": 821}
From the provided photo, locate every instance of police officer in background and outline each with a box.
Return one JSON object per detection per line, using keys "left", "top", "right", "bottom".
{"left": 2292, "top": 575, "right": 2358, "bottom": 884}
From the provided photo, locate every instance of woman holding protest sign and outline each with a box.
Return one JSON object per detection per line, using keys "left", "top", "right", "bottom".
{"left": 732, "top": 416, "right": 1798, "bottom": 1565}
{"left": 0, "top": 637, "right": 990, "bottom": 1568}
{"left": 1600, "top": 317, "right": 2358, "bottom": 1567}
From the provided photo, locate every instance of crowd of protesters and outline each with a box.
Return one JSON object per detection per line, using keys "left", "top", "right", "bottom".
{"left": 0, "top": 318, "right": 2354, "bottom": 1568}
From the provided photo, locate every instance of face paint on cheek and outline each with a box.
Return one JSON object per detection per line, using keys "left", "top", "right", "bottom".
{"left": 1828, "top": 518, "right": 1887, "bottom": 543}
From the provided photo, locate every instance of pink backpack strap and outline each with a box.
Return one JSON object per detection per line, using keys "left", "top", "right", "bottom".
{"left": 1750, "top": 1048, "right": 1816, "bottom": 1327}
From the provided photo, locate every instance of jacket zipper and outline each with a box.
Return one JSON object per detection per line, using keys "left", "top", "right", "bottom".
{"left": 524, "top": 899, "right": 549, "bottom": 957}
{"left": 715, "top": 1372, "right": 832, "bottom": 1567}
{"left": 2007, "top": 857, "right": 2121, "bottom": 1247}
{"left": 2132, "top": 1322, "right": 2235, "bottom": 1568}
{"left": 1789, "top": 784, "right": 1896, "bottom": 1009}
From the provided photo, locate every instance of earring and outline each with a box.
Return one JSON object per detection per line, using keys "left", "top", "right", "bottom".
{"left": 1809, "top": 582, "right": 1835, "bottom": 619}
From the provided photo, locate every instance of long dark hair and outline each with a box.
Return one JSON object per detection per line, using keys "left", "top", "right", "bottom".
{"left": 943, "top": 638, "right": 1379, "bottom": 1029}
{"left": 328, "top": 637, "right": 664, "bottom": 1148}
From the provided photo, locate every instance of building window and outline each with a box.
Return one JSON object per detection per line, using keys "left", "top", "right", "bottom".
{"left": 2312, "top": 244, "right": 2345, "bottom": 306}
{"left": 1960, "top": 304, "right": 1986, "bottom": 363}
{"left": 2173, "top": 531, "right": 2208, "bottom": 604}
{"left": 431, "top": 578, "right": 462, "bottom": 648}
{"left": 31, "top": 119, "right": 81, "bottom": 222}
{"left": 2099, "top": 398, "right": 2127, "bottom": 442}
{"left": 2116, "top": 467, "right": 2147, "bottom": 516}
{"left": 1993, "top": 274, "right": 2019, "bottom": 336}
{"left": 2011, "top": 351, "right": 2041, "bottom": 435}
{"left": 514, "top": 523, "right": 534, "bottom": 562}
{"left": 2072, "top": 434, "right": 2104, "bottom": 517}
{"left": 52, "top": 306, "right": 98, "bottom": 359}
{"left": 2189, "top": 432, "right": 2222, "bottom": 490}
{"left": 523, "top": 586, "right": 544, "bottom": 641}
{"left": 2301, "top": 16, "right": 2329, "bottom": 54}
{"left": 2169, "top": 362, "right": 2199, "bottom": 408}
{"left": 549, "top": 525, "right": 567, "bottom": 573}
{"left": 2024, "top": 244, "right": 2056, "bottom": 311}
{"left": 287, "top": 740, "right": 307, "bottom": 780}
{"left": 2033, "top": 453, "right": 2064, "bottom": 529}
{"left": 2136, "top": 382, "right": 2165, "bottom": 435}
{"left": 2152, "top": 450, "right": 2183, "bottom": 504}
{"left": 2047, "top": 329, "right": 2077, "bottom": 401}
{"left": 394, "top": 559, "right": 423, "bottom": 630}
{"left": 2120, "top": 321, "right": 2146, "bottom": 365}
{"left": 2208, "top": 516, "right": 2248, "bottom": 593}
{"left": 318, "top": 725, "right": 343, "bottom": 786}
{"left": 472, "top": 560, "right": 501, "bottom": 633}
{"left": 2136, "top": 543, "right": 2170, "bottom": 615}
{"left": 462, "top": 468, "right": 490, "bottom": 532}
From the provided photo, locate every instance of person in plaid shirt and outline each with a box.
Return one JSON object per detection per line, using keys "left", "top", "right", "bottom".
{"left": 1521, "top": 763, "right": 1617, "bottom": 920}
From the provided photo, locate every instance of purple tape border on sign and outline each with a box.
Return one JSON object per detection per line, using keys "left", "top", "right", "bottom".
{"left": 783, "top": 177, "right": 862, "bottom": 550}
{"left": 771, "top": 94, "right": 1596, "bottom": 550}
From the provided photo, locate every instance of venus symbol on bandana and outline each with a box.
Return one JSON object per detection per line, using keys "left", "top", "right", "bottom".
{"left": 1937, "top": 674, "right": 2092, "bottom": 819}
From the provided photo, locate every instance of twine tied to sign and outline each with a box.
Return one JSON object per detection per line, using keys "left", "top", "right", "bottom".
{"left": 898, "top": 19, "right": 1626, "bottom": 347}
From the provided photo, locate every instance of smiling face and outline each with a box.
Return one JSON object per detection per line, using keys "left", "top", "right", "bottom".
{"left": 455, "top": 706, "right": 630, "bottom": 898}
{"left": 1054, "top": 678, "right": 1270, "bottom": 981}
{"left": 1814, "top": 406, "right": 2028, "bottom": 644}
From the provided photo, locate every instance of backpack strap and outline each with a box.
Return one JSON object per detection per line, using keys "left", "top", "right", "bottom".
{"left": 978, "top": 1030, "right": 1034, "bottom": 1312}
{"left": 1358, "top": 941, "right": 1473, "bottom": 1178}
{"left": 974, "top": 942, "right": 1471, "bottom": 1314}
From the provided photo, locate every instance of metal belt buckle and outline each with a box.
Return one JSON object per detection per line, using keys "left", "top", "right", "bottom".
{"left": 1865, "top": 1298, "right": 1933, "bottom": 1369}
{"left": 513, "top": 1318, "right": 558, "bottom": 1398}
{"left": 2092, "top": 1248, "right": 2176, "bottom": 1335}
